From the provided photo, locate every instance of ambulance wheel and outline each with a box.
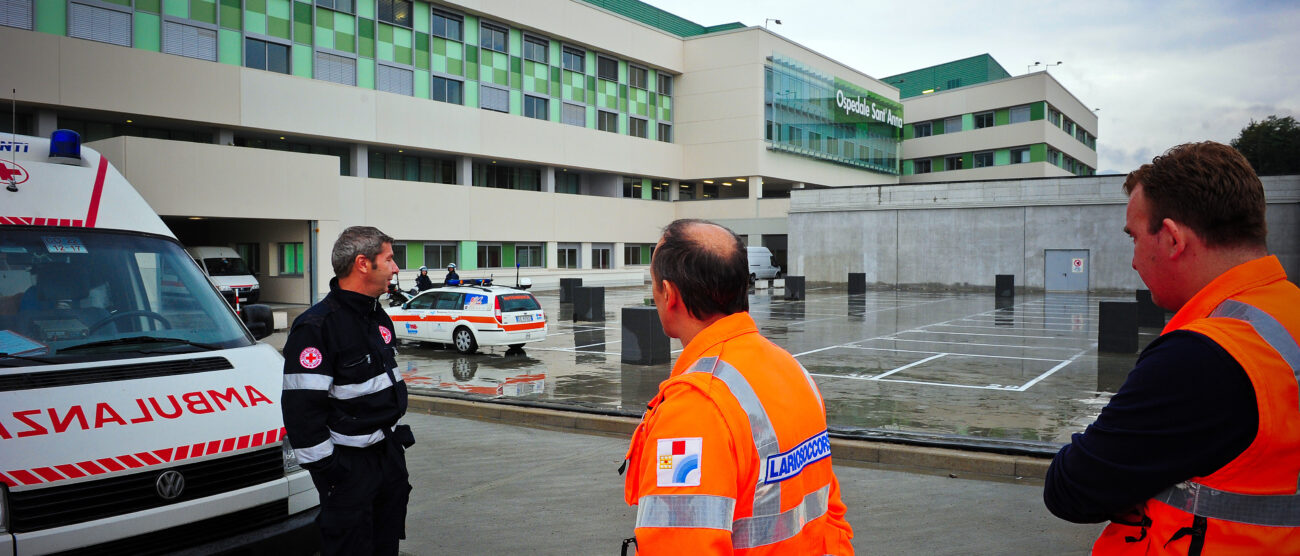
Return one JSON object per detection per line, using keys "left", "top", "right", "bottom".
{"left": 508, "top": 343, "right": 525, "bottom": 350}
{"left": 453, "top": 327, "right": 478, "bottom": 354}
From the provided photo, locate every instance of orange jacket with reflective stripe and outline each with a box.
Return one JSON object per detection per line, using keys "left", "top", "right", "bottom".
{"left": 1094, "top": 256, "right": 1300, "bottom": 555}
{"left": 624, "top": 312, "right": 854, "bottom": 555}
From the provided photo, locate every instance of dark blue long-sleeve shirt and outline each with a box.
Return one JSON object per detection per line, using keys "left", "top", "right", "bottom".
{"left": 1043, "top": 330, "right": 1258, "bottom": 523}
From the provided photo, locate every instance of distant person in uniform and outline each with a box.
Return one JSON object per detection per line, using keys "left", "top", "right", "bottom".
{"left": 622, "top": 218, "right": 854, "bottom": 554}
{"left": 444, "top": 263, "right": 459, "bottom": 286}
{"left": 1044, "top": 142, "right": 1300, "bottom": 553}
{"left": 282, "top": 226, "right": 415, "bottom": 556}
{"left": 415, "top": 266, "right": 434, "bottom": 292}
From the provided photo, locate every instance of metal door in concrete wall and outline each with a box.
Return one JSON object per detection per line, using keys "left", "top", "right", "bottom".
{"left": 1045, "top": 249, "right": 1089, "bottom": 291}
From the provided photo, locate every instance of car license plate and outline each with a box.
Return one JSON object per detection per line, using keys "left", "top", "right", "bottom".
{"left": 517, "top": 314, "right": 532, "bottom": 323}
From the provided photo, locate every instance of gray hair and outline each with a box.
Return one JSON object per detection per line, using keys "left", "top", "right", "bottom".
{"left": 331, "top": 226, "right": 394, "bottom": 278}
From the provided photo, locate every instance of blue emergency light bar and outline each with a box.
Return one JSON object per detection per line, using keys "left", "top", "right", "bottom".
{"left": 49, "top": 129, "right": 82, "bottom": 162}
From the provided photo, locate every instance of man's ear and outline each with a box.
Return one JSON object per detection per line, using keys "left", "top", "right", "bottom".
{"left": 1159, "top": 218, "right": 1190, "bottom": 259}
{"left": 354, "top": 254, "right": 371, "bottom": 276}
{"left": 659, "top": 279, "right": 682, "bottom": 311}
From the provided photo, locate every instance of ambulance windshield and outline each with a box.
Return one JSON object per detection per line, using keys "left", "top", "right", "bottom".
{"left": 0, "top": 229, "right": 252, "bottom": 365}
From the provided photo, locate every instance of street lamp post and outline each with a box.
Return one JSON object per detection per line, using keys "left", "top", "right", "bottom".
{"left": 765, "top": 18, "right": 782, "bottom": 29}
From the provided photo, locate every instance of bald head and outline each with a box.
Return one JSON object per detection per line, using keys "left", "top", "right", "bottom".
{"left": 651, "top": 219, "right": 749, "bottom": 320}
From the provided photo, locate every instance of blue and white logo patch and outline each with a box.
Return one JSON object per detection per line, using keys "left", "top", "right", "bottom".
{"left": 656, "top": 437, "right": 702, "bottom": 487}
{"left": 763, "top": 430, "right": 831, "bottom": 484}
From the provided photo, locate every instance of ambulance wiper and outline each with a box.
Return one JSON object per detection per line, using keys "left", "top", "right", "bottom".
{"left": 58, "top": 335, "right": 221, "bottom": 353}
{"left": 0, "top": 352, "right": 58, "bottom": 366}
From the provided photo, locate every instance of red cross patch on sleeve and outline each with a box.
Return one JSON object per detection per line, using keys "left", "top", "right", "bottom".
{"left": 299, "top": 347, "right": 323, "bottom": 369}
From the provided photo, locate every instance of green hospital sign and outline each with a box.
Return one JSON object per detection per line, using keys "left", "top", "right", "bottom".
{"left": 833, "top": 78, "right": 903, "bottom": 128}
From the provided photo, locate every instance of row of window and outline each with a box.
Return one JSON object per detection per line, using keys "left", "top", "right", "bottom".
{"left": 911, "top": 146, "right": 1033, "bottom": 174}
{"left": 912, "top": 104, "right": 1033, "bottom": 138}
{"left": 1047, "top": 107, "right": 1097, "bottom": 149}
{"left": 386, "top": 242, "right": 652, "bottom": 270}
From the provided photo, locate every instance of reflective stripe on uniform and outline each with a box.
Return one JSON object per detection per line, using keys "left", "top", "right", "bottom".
{"left": 330, "top": 428, "right": 385, "bottom": 448}
{"left": 294, "top": 437, "right": 333, "bottom": 464}
{"left": 636, "top": 494, "right": 736, "bottom": 530}
{"left": 330, "top": 371, "right": 398, "bottom": 400}
{"left": 732, "top": 484, "right": 831, "bottom": 549}
{"left": 1212, "top": 299, "right": 1300, "bottom": 408}
{"left": 283, "top": 373, "right": 332, "bottom": 391}
{"left": 1155, "top": 480, "right": 1300, "bottom": 527}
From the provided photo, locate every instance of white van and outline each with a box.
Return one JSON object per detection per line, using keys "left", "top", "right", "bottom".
{"left": 747, "top": 246, "right": 782, "bottom": 280}
{"left": 0, "top": 132, "right": 318, "bottom": 554}
{"left": 186, "top": 246, "right": 261, "bottom": 305}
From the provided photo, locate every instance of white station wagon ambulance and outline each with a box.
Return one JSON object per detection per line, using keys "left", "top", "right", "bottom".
{"left": 387, "top": 285, "right": 547, "bottom": 354}
{"left": 0, "top": 132, "right": 318, "bottom": 554}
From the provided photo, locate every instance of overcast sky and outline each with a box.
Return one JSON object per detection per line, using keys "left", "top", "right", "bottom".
{"left": 644, "top": 0, "right": 1300, "bottom": 174}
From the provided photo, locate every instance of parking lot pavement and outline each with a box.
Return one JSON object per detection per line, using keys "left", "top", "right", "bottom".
{"left": 399, "top": 410, "right": 1103, "bottom": 556}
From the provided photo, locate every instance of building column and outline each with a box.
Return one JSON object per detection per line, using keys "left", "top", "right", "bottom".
{"left": 543, "top": 166, "right": 556, "bottom": 193}
{"left": 546, "top": 241, "right": 559, "bottom": 269}
{"left": 580, "top": 242, "right": 593, "bottom": 269}
{"left": 216, "top": 128, "right": 235, "bottom": 145}
{"left": 614, "top": 242, "right": 625, "bottom": 268}
{"left": 749, "top": 176, "right": 763, "bottom": 199}
{"left": 36, "top": 110, "right": 57, "bottom": 137}
{"left": 351, "top": 144, "right": 368, "bottom": 177}
{"left": 669, "top": 179, "right": 680, "bottom": 201}
{"left": 457, "top": 156, "right": 473, "bottom": 185}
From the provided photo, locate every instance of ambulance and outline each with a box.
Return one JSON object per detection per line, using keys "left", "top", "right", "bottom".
{"left": 0, "top": 132, "right": 319, "bottom": 554}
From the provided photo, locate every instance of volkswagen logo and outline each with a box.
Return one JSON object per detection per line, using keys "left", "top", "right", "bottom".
{"left": 155, "top": 470, "right": 186, "bottom": 500}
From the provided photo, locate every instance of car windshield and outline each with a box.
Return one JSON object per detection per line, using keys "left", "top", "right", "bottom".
{"left": 0, "top": 229, "right": 252, "bottom": 366}
{"left": 499, "top": 293, "right": 541, "bottom": 312}
{"left": 202, "top": 257, "right": 251, "bottom": 276}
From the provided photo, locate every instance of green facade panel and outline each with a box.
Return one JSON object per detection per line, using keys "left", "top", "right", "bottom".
{"left": 502, "top": 243, "right": 515, "bottom": 268}
{"left": 34, "top": 1, "right": 66, "bottom": 35}
{"left": 902, "top": 160, "right": 914, "bottom": 175}
{"left": 995, "top": 109, "right": 1009, "bottom": 126}
{"left": 903, "top": 124, "right": 914, "bottom": 140}
{"left": 414, "top": 69, "right": 430, "bottom": 98}
{"left": 291, "top": 44, "right": 311, "bottom": 77}
{"left": 1030, "top": 143, "right": 1047, "bottom": 162}
{"left": 994, "top": 149, "right": 1010, "bottom": 166}
{"left": 219, "top": 0, "right": 240, "bottom": 29}
{"left": 962, "top": 152, "right": 973, "bottom": 168}
{"left": 218, "top": 28, "right": 241, "bottom": 64}
{"left": 134, "top": 12, "right": 160, "bottom": 52}
{"left": 509, "top": 90, "right": 521, "bottom": 115}
{"left": 293, "top": 1, "right": 312, "bottom": 45}
{"left": 163, "top": 0, "right": 188, "bottom": 18}
{"left": 359, "top": 58, "right": 375, "bottom": 89}
{"left": 359, "top": 18, "right": 374, "bottom": 57}
{"left": 137, "top": 0, "right": 161, "bottom": 13}
{"left": 191, "top": 0, "right": 217, "bottom": 23}
{"left": 407, "top": 243, "right": 425, "bottom": 269}
{"left": 961, "top": 113, "right": 974, "bottom": 131}
{"left": 640, "top": 178, "right": 650, "bottom": 200}
{"left": 415, "top": 33, "right": 429, "bottom": 69}
{"left": 414, "top": 1, "right": 430, "bottom": 33}
{"left": 460, "top": 241, "right": 477, "bottom": 271}
{"left": 1030, "top": 101, "right": 1046, "bottom": 120}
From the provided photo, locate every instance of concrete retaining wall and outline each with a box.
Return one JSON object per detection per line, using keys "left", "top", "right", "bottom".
{"left": 789, "top": 175, "right": 1300, "bottom": 290}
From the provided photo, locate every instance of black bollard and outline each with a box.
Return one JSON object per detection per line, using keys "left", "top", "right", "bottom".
{"left": 559, "top": 278, "right": 583, "bottom": 303}
{"left": 848, "top": 273, "right": 866, "bottom": 295}
{"left": 784, "top": 276, "right": 805, "bottom": 301}
{"left": 1135, "top": 289, "right": 1165, "bottom": 328}
{"left": 573, "top": 286, "right": 605, "bottom": 321}
{"left": 995, "top": 274, "right": 1015, "bottom": 298}
{"left": 1098, "top": 301, "right": 1139, "bottom": 353}
{"left": 621, "top": 306, "right": 670, "bottom": 365}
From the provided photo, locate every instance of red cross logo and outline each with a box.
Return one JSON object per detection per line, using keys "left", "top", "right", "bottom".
{"left": 299, "top": 347, "right": 323, "bottom": 369}
{"left": 0, "top": 161, "right": 28, "bottom": 185}
{"left": 379, "top": 325, "right": 392, "bottom": 344}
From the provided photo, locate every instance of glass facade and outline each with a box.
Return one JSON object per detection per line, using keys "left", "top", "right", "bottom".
{"left": 765, "top": 54, "right": 902, "bottom": 175}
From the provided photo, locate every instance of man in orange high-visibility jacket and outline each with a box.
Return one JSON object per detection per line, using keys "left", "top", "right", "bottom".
{"left": 623, "top": 219, "right": 854, "bottom": 555}
{"left": 1044, "top": 142, "right": 1300, "bottom": 554}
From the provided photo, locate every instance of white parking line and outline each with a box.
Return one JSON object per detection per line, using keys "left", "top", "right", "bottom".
{"left": 842, "top": 345, "right": 1066, "bottom": 363}
{"left": 872, "top": 353, "right": 947, "bottom": 380}
{"left": 858, "top": 337, "right": 1086, "bottom": 352}
{"left": 1016, "top": 344, "right": 1095, "bottom": 391}
{"left": 899, "top": 329, "right": 1076, "bottom": 340}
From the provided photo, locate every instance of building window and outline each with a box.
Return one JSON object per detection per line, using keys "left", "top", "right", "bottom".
{"left": 378, "top": 0, "right": 412, "bottom": 27}
{"left": 516, "top": 244, "right": 544, "bottom": 268}
{"left": 1063, "top": 119, "right": 1075, "bottom": 135}
{"left": 913, "top": 122, "right": 932, "bottom": 138}
{"left": 70, "top": 2, "right": 131, "bottom": 47}
{"left": 1010, "top": 105, "right": 1031, "bottom": 124}
{"left": 1011, "top": 147, "right": 1030, "bottom": 164}
{"left": 477, "top": 244, "right": 502, "bottom": 268}
{"left": 315, "top": 51, "right": 357, "bottom": 86}
{"left": 391, "top": 243, "right": 408, "bottom": 269}
{"left": 974, "top": 112, "right": 994, "bottom": 129}
{"left": 914, "top": 159, "right": 931, "bottom": 174}
{"left": 629, "top": 117, "right": 648, "bottom": 139}
{"left": 624, "top": 245, "right": 645, "bottom": 266}
{"left": 480, "top": 22, "right": 507, "bottom": 53}
{"left": 523, "top": 35, "right": 547, "bottom": 63}
{"left": 658, "top": 122, "right": 672, "bottom": 143}
{"left": 431, "top": 75, "right": 463, "bottom": 104}
{"left": 0, "top": 0, "right": 34, "bottom": 30}
{"left": 628, "top": 66, "right": 648, "bottom": 90}
{"left": 377, "top": 64, "right": 413, "bottom": 96}
{"left": 557, "top": 244, "right": 579, "bottom": 269}
{"left": 556, "top": 172, "right": 580, "bottom": 194}
{"left": 480, "top": 85, "right": 508, "bottom": 113}
{"left": 1048, "top": 107, "right": 1062, "bottom": 126}
{"left": 598, "top": 110, "right": 618, "bottom": 133}
{"left": 424, "top": 243, "right": 458, "bottom": 269}
{"left": 597, "top": 55, "right": 618, "bottom": 81}
{"left": 944, "top": 116, "right": 961, "bottom": 134}
{"left": 946, "top": 78, "right": 961, "bottom": 90}
{"left": 316, "top": 0, "right": 353, "bottom": 13}
{"left": 561, "top": 102, "right": 585, "bottom": 127}
{"left": 974, "top": 151, "right": 994, "bottom": 168}
{"left": 591, "top": 246, "right": 612, "bottom": 269}
{"left": 562, "top": 45, "right": 584, "bottom": 72}
{"left": 678, "top": 182, "right": 695, "bottom": 200}
{"left": 473, "top": 162, "right": 540, "bottom": 190}
{"left": 368, "top": 151, "right": 456, "bottom": 183}
{"left": 235, "top": 243, "right": 261, "bottom": 274}
{"left": 622, "top": 177, "right": 643, "bottom": 199}
{"left": 279, "top": 243, "right": 304, "bottom": 275}
{"left": 523, "top": 95, "right": 548, "bottom": 120}
{"left": 657, "top": 73, "right": 673, "bottom": 96}
{"left": 431, "top": 9, "right": 462, "bottom": 41}
{"left": 945, "top": 155, "right": 963, "bottom": 171}
{"left": 245, "top": 37, "right": 290, "bottom": 74}
{"left": 162, "top": 20, "right": 217, "bottom": 62}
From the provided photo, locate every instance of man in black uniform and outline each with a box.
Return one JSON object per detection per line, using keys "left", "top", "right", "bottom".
{"left": 282, "top": 226, "right": 414, "bottom": 556}
{"left": 444, "top": 262, "right": 459, "bottom": 285}
{"left": 415, "top": 266, "right": 434, "bottom": 291}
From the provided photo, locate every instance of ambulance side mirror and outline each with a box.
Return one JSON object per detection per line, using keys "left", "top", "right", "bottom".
{"left": 241, "top": 303, "right": 274, "bottom": 340}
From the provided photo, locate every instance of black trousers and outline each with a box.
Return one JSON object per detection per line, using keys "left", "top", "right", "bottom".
{"left": 311, "top": 441, "right": 411, "bottom": 556}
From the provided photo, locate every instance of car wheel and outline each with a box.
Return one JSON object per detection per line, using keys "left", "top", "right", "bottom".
{"left": 453, "top": 327, "right": 478, "bottom": 354}
{"left": 508, "top": 343, "right": 525, "bottom": 350}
